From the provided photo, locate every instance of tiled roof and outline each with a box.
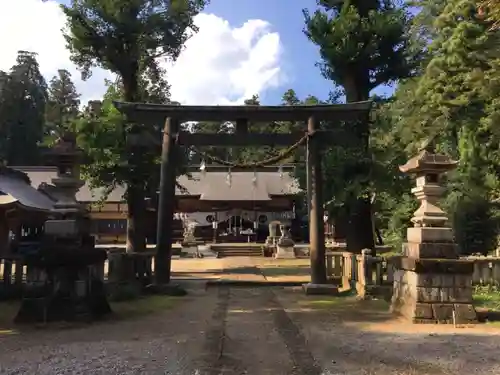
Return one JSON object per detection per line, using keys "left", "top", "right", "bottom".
{"left": 0, "top": 171, "right": 55, "bottom": 211}
{"left": 14, "top": 167, "right": 300, "bottom": 203}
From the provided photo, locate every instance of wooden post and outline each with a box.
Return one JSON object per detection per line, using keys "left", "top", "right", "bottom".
{"left": 155, "top": 117, "right": 179, "bottom": 285}
{"left": 308, "top": 116, "right": 327, "bottom": 284}
{"left": 306, "top": 130, "right": 312, "bottom": 240}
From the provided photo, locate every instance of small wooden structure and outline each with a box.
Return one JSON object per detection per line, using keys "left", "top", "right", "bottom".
{"left": 114, "top": 101, "right": 372, "bottom": 286}
{"left": 0, "top": 167, "right": 55, "bottom": 256}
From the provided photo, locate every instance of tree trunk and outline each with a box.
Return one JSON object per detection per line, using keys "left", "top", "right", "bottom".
{"left": 344, "top": 77, "right": 375, "bottom": 254}
{"left": 126, "top": 185, "right": 147, "bottom": 253}
{"left": 123, "top": 69, "right": 147, "bottom": 254}
{"left": 346, "top": 197, "right": 375, "bottom": 253}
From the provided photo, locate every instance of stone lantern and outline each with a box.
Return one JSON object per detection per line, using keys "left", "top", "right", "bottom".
{"left": 15, "top": 133, "right": 111, "bottom": 323}
{"left": 390, "top": 141, "right": 477, "bottom": 324}
{"left": 46, "top": 133, "right": 86, "bottom": 221}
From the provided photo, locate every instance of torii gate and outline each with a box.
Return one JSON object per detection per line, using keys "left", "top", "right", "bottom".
{"left": 114, "top": 101, "right": 372, "bottom": 290}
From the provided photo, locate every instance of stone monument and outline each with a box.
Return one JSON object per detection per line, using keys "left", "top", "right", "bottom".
{"left": 390, "top": 141, "right": 477, "bottom": 324}
{"left": 265, "top": 221, "right": 279, "bottom": 246}
{"left": 181, "top": 219, "right": 199, "bottom": 257}
{"left": 275, "top": 223, "right": 295, "bottom": 258}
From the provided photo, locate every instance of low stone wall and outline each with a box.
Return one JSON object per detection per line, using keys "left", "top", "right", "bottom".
{"left": 465, "top": 256, "right": 500, "bottom": 286}
{"left": 355, "top": 254, "right": 500, "bottom": 301}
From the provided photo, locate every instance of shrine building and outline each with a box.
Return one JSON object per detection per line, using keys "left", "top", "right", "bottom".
{"left": 0, "top": 167, "right": 55, "bottom": 255}
{"left": 12, "top": 165, "right": 303, "bottom": 244}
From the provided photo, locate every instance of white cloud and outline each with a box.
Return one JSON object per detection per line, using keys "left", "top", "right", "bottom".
{"left": 0, "top": 0, "right": 284, "bottom": 105}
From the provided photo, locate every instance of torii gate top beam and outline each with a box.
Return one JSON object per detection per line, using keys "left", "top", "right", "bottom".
{"left": 113, "top": 100, "right": 373, "bottom": 123}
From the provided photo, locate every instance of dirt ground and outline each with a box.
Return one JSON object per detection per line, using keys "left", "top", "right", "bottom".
{"left": 1, "top": 258, "right": 500, "bottom": 375}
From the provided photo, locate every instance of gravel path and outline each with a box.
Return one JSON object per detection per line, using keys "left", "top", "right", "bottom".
{"left": 1, "top": 285, "right": 500, "bottom": 374}
{"left": 277, "top": 287, "right": 500, "bottom": 375}
{"left": 0, "top": 283, "right": 215, "bottom": 375}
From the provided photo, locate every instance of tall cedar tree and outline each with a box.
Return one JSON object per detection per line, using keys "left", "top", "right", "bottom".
{"left": 62, "top": 0, "right": 206, "bottom": 253}
{"left": 411, "top": 0, "right": 500, "bottom": 254}
{"left": 0, "top": 51, "right": 47, "bottom": 165}
{"left": 46, "top": 69, "right": 81, "bottom": 137}
{"left": 303, "top": 0, "right": 416, "bottom": 252}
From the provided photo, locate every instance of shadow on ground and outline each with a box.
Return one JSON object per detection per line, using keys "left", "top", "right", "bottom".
{"left": 2, "top": 284, "right": 500, "bottom": 374}
{"left": 226, "top": 287, "right": 500, "bottom": 375}
{"left": 259, "top": 266, "right": 311, "bottom": 277}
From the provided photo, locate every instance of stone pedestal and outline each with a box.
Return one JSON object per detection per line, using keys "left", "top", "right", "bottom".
{"left": 274, "top": 245, "right": 295, "bottom": 259}
{"left": 266, "top": 221, "right": 280, "bottom": 246}
{"left": 390, "top": 236, "right": 477, "bottom": 323}
{"left": 390, "top": 143, "right": 477, "bottom": 324}
{"left": 265, "top": 236, "right": 277, "bottom": 246}
{"left": 181, "top": 244, "right": 199, "bottom": 258}
{"left": 275, "top": 223, "right": 295, "bottom": 258}
{"left": 197, "top": 245, "right": 218, "bottom": 258}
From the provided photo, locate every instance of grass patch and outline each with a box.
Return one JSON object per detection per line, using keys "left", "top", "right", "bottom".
{"left": 0, "top": 295, "right": 179, "bottom": 331}
{"left": 260, "top": 265, "right": 310, "bottom": 277}
{"left": 298, "top": 295, "right": 389, "bottom": 312}
{"left": 301, "top": 298, "right": 346, "bottom": 308}
{"left": 110, "top": 295, "right": 179, "bottom": 320}
{"left": 474, "top": 286, "right": 500, "bottom": 311}
{"left": 0, "top": 301, "right": 20, "bottom": 334}
{"left": 291, "top": 294, "right": 392, "bottom": 324}
{"left": 473, "top": 286, "right": 500, "bottom": 325}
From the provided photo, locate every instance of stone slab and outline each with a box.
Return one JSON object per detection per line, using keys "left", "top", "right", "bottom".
{"left": 181, "top": 246, "right": 199, "bottom": 258}
{"left": 400, "top": 257, "right": 474, "bottom": 274}
{"left": 403, "top": 242, "right": 458, "bottom": 259}
{"left": 407, "top": 227, "right": 454, "bottom": 243}
{"left": 453, "top": 303, "right": 478, "bottom": 324}
{"left": 275, "top": 246, "right": 296, "bottom": 259}
{"left": 197, "top": 245, "right": 218, "bottom": 258}
{"left": 302, "top": 283, "right": 339, "bottom": 296}
{"left": 432, "top": 303, "right": 455, "bottom": 323}
{"left": 414, "top": 303, "right": 434, "bottom": 320}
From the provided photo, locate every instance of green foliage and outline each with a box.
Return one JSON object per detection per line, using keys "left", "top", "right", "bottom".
{"left": 76, "top": 81, "right": 128, "bottom": 194}
{"left": 304, "top": 1, "right": 418, "bottom": 100}
{"left": 61, "top": 0, "right": 206, "bottom": 99}
{"left": 45, "top": 69, "right": 81, "bottom": 141}
{"left": 474, "top": 286, "right": 500, "bottom": 313}
{"left": 383, "top": 0, "right": 500, "bottom": 254}
{"left": 0, "top": 51, "right": 47, "bottom": 165}
{"left": 302, "top": 1, "right": 420, "bottom": 251}
{"left": 448, "top": 193, "right": 498, "bottom": 256}
{"left": 61, "top": 0, "right": 207, "bottom": 252}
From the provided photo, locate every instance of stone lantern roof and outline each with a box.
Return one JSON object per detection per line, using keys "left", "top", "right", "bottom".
{"left": 399, "top": 148, "right": 458, "bottom": 175}
{"left": 44, "top": 133, "right": 84, "bottom": 167}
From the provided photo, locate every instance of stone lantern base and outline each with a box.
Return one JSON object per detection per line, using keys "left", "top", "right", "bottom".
{"left": 391, "top": 259, "right": 477, "bottom": 323}
{"left": 390, "top": 228, "right": 477, "bottom": 324}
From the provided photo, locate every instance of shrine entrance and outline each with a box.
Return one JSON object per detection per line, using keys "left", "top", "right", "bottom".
{"left": 115, "top": 101, "right": 372, "bottom": 285}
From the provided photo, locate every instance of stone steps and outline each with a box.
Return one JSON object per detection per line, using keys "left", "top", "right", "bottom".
{"left": 212, "top": 246, "right": 264, "bottom": 257}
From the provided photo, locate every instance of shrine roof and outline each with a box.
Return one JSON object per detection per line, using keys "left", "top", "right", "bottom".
{"left": 178, "top": 171, "right": 299, "bottom": 201}
{"left": 14, "top": 167, "right": 300, "bottom": 203}
{"left": 0, "top": 168, "right": 55, "bottom": 211}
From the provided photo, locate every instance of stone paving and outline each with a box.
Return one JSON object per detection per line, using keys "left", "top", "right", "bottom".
{"left": 1, "top": 257, "right": 500, "bottom": 375}
{"left": 171, "top": 257, "right": 311, "bottom": 284}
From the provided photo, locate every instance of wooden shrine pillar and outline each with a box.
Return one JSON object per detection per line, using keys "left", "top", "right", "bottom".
{"left": 155, "top": 117, "right": 179, "bottom": 285}
{"left": 307, "top": 116, "right": 327, "bottom": 284}
{"left": 0, "top": 208, "right": 10, "bottom": 256}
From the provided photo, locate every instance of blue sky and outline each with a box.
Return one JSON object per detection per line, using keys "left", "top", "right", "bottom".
{"left": 46, "top": 0, "right": 395, "bottom": 105}
{"left": 204, "top": 0, "right": 394, "bottom": 104}
{"left": 204, "top": 0, "right": 333, "bottom": 103}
